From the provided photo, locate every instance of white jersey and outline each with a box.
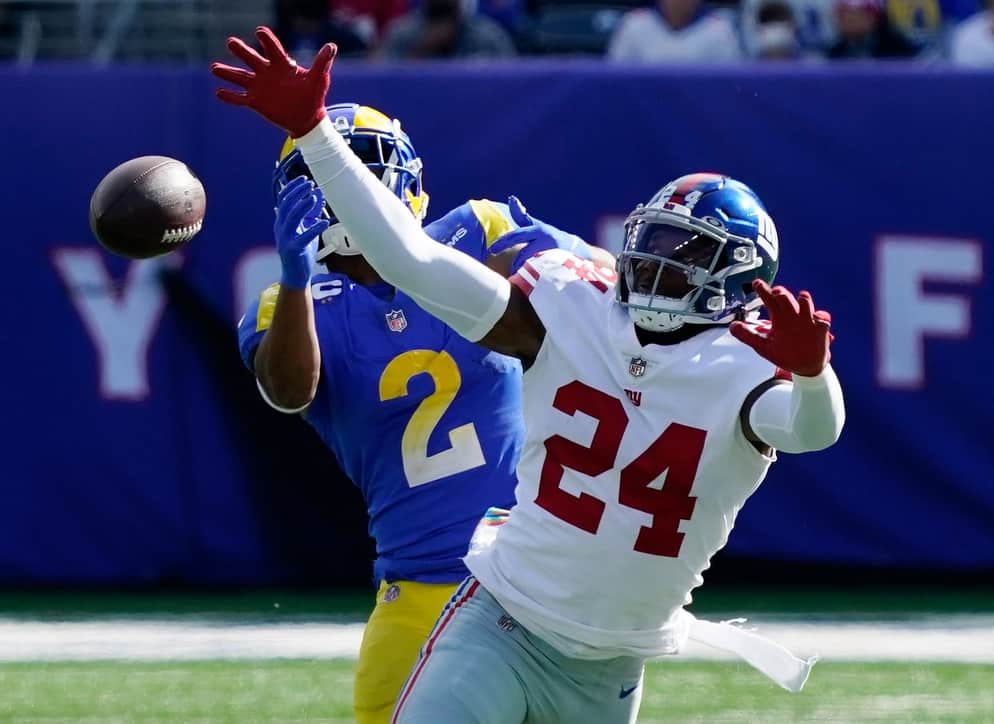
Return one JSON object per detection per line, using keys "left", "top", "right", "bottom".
{"left": 465, "top": 250, "right": 780, "bottom": 660}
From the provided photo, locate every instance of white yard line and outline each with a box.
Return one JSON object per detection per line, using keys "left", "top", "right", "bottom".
{"left": 0, "top": 617, "right": 992, "bottom": 663}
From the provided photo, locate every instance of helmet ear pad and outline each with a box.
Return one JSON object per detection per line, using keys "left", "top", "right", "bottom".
{"left": 316, "top": 221, "right": 363, "bottom": 260}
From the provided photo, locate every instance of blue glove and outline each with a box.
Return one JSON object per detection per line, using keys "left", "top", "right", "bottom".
{"left": 488, "top": 196, "right": 592, "bottom": 275}
{"left": 274, "top": 176, "right": 330, "bottom": 289}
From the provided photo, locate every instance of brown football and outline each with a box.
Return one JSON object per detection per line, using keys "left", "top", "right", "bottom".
{"left": 89, "top": 156, "right": 206, "bottom": 259}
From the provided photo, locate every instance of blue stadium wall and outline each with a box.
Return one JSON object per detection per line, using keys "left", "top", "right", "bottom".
{"left": 2, "top": 63, "right": 992, "bottom": 586}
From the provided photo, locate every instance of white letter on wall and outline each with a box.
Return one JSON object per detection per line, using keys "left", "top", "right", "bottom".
{"left": 877, "top": 236, "right": 982, "bottom": 389}
{"left": 52, "top": 249, "right": 177, "bottom": 400}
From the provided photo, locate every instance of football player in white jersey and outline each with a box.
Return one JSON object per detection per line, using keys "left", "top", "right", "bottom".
{"left": 212, "top": 30, "right": 846, "bottom": 724}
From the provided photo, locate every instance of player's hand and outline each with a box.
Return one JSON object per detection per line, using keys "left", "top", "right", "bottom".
{"left": 274, "top": 176, "right": 330, "bottom": 289}
{"left": 211, "top": 26, "right": 335, "bottom": 138}
{"left": 489, "top": 196, "right": 591, "bottom": 274}
{"left": 730, "top": 280, "right": 834, "bottom": 377}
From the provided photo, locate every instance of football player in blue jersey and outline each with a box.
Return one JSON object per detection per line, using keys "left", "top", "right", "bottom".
{"left": 236, "top": 102, "right": 616, "bottom": 724}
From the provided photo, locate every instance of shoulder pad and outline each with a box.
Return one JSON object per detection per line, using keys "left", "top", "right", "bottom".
{"left": 253, "top": 276, "right": 349, "bottom": 331}
{"left": 424, "top": 201, "right": 478, "bottom": 248}
{"left": 510, "top": 249, "right": 617, "bottom": 297}
{"left": 254, "top": 282, "right": 280, "bottom": 332}
{"left": 425, "top": 199, "right": 515, "bottom": 250}
{"left": 468, "top": 199, "right": 514, "bottom": 250}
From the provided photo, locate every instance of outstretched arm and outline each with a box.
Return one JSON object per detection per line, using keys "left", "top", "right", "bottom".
{"left": 212, "top": 28, "right": 544, "bottom": 361}
{"left": 294, "top": 118, "right": 520, "bottom": 340}
{"left": 735, "top": 280, "right": 845, "bottom": 453}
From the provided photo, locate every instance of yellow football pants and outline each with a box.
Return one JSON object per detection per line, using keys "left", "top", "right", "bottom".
{"left": 354, "top": 579, "right": 459, "bottom": 724}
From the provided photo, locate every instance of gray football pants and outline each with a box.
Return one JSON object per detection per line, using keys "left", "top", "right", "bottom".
{"left": 391, "top": 577, "right": 645, "bottom": 724}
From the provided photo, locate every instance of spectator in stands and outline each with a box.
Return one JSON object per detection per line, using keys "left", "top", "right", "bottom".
{"left": 881, "top": 0, "right": 943, "bottom": 50}
{"left": 883, "top": 0, "right": 979, "bottom": 57}
{"left": 329, "top": 0, "right": 412, "bottom": 46}
{"left": 744, "top": 0, "right": 806, "bottom": 59}
{"left": 378, "top": 0, "right": 517, "bottom": 58}
{"left": 950, "top": 0, "right": 994, "bottom": 65}
{"left": 827, "top": 0, "right": 920, "bottom": 58}
{"left": 885, "top": 0, "right": 981, "bottom": 57}
{"left": 741, "top": 0, "right": 836, "bottom": 55}
{"left": 607, "top": 0, "right": 741, "bottom": 63}
{"left": 275, "top": 0, "right": 370, "bottom": 60}
{"left": 790, "top": 0, "right": 837, "bottom": 52}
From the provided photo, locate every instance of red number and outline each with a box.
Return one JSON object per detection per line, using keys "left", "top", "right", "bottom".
{"left": 535, "top": 381, "right": 626, "bottom": 533}
{"left": 619, "top": 424, "right": 704, "bottom": 557}
{"left": 536, "top": 380, "right": 706, "bottom": 557}
{"left": 561, "top": 256, "right": 617, "bottom": 292}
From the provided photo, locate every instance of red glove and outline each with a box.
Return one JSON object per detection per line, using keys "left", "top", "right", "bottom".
{"left": 210, "top": 26, "right": 336, "bottom": 138}
{"left": 730, "top": 279, "right": 834, "bottom": 377}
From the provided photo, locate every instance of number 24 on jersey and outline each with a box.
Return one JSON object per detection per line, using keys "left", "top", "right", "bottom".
{"left": 536, "top": 380, "right": 706, "bottom": 558}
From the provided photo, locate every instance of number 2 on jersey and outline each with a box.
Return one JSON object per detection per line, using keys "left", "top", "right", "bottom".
{"left": 379, "top": 350, "right": 486, "bottom": 488}
{"left": 535, "top": 380, "right": 706, "bottom": 557}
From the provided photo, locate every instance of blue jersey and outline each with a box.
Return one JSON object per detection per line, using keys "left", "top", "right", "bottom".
{"left": 238, "top": 199, "right": 523, "bottom": 585}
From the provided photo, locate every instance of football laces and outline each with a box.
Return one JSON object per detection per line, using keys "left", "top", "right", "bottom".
{"left": 161, "top": 220, "right": 203, "bottom": 245}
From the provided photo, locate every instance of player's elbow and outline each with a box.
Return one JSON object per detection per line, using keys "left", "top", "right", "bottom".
{"left": 789, "top": 409, "right": 845, "bottom": 454}
{"left": 263, "top": 375, "right": 317, "bottom": 412}
{"left": 821, "top": 408, "right": 846, "bottom": 450}
{"left": 804, "top": 423, "right": 843, "bottom": 453}
{"left": 254, "top": 352, "right": 319, "bottom": 412}
{"left": 807, "top": 385, "right": 846, "bottom": 451}
{"left": 784, "top": 369, "right": 846, "bottom": 453}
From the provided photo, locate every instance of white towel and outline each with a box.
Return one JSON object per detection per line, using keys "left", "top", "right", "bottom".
{"left": 685, "top": 612, "right": 818, "bottom": 692}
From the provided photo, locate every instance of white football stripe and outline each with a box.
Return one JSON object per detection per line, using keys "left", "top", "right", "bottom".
{"left": 0, "top": 616, "right": 991, "bottom": 662}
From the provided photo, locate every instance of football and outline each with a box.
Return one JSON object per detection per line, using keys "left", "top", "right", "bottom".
{"left": 89, "top": 156, "right": 206, "bottom": 259}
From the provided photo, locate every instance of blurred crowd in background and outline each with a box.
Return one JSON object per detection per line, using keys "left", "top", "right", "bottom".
{"left": 0, "top": 0, "right": 991, "bottom": 65}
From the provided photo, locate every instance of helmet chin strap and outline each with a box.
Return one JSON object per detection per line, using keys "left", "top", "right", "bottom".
{"left": 627, "top": 292, "right": 691, "bottom": 332}
{"left": 626, "top": 291, "right": 738, "bottom": 333}
{"left": 317, "top": 222, "right": 362, "bottom": 260}
{"left": 629, "top": 307, "right": 685, "bottom": 332}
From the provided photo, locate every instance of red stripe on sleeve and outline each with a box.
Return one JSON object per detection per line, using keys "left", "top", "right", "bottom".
{"left": 509, "top": 273, "right": 535, "bottom": 298}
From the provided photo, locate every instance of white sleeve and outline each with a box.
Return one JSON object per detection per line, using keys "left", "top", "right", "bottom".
{"left": 747, "top": 366, "right": 845, "bottom": 454}
{"left": 293, "top": 117, "right": 510, "bottom": 342}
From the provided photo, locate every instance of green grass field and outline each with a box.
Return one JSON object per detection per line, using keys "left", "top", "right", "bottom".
{"left": 0, "top": 660, "right": 992, "bottom": 723}
{"left": 1, "top": 587, "right": 991, "bottom": 722}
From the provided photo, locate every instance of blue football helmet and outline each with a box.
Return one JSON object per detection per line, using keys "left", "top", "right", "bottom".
{"left": 273, "top": 103, "right": 429, "bottom": 260}
{"left": 616, "top": 173, "right": 780, "bottom": 333}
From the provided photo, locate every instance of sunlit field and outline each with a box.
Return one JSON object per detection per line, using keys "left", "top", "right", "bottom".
{"left": 0, "top": 659, "right": 992, "bottom": 723}
{"left": 1, "top": 588, "right": 990, "bottom": 723}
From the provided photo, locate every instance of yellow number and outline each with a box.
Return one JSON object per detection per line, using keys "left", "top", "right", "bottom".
{"left": 379, "top": 350, "right": 486, "bottom": 487}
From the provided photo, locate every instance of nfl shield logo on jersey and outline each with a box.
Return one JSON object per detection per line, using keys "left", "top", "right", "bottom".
{"left": 628, "top": 357, "right": 647, "bottom": 377}
{"left": 385, "top": 309, "right": 407, "bottom": 332}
